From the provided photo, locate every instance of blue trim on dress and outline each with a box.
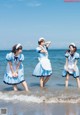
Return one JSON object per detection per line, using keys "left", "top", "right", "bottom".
{"left": 62, "top": 71, "right": 79, "bottom": 79}
{"left": 32, "top": 73, "right": 52, "bottom": 77}
{"left": 3, "top": 80, "right": 25, "bottom": 85}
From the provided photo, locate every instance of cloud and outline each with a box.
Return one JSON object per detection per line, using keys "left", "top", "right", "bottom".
{"left": 27, "top": 2, "right": 41, "bottom": 7}
{"left": 0, "top": 0, "right": 41, "bottom": 8}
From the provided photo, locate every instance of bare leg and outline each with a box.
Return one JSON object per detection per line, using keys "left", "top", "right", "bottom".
{"left": 43, "top": 76, "right": 50, "bottom": 86}
{"left": 13, "top": 85, "right": 18, "bottom": 91}
{"left": 22, "top": 81, "right": 29, "bottom": 91}
{"left": 76, "top": 77, "right": 80, "bottom": 88}
{"left": 40, "top": 77, "right": 44, "bottom": 88}
{"left": 65, "top": 74, "right": 69, "bottom": 88}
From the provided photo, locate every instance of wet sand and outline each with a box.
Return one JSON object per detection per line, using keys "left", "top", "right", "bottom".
{"left": 0, "top": 100, "right": 80, "bottom": 115}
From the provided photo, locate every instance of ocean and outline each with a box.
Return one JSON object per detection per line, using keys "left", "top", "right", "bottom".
{"left": 0, "top": 50, "right": 80, "bottom": 115}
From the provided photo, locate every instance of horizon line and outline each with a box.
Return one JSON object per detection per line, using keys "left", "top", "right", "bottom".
{"left": 1, "top": 48, "right": 80, "bottom": 51}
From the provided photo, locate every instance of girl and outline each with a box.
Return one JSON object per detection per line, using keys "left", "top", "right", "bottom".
{"left": 3, "top": 44, "right": 29, "bottom": 91}
{"left": 33, "top": 37, "right": 52, "bottom": 88}
{"left": 62, "top": 43, "right": 80, "bottom": 88}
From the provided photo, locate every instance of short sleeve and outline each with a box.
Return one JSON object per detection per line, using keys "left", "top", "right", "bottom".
{"left": 6, "top": 53, "right": 12, "bottom": 62}
{"left": 36, "top": 47, "right": 41, "bottom": 53}
{"left": 19, "top": 54, "right": 24, "bottom": 62}
{"left": 65, "top": 52, "right": 69, "bottom": 58}
{"left": 75, "top": 53, "right": 80, "bottom": 60}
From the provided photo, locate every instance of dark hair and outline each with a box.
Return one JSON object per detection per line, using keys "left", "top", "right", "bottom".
{"left": 69, "top": 45, "right": 77, "bottom": 52}
{"left": 38, "top": 39, "right": 45, "bottom": 45}
{"left": 12, "top": 44, "right": 22, "bottom": 53}
{"left": 66, "top": 49, "right": 70, "bottom": 53}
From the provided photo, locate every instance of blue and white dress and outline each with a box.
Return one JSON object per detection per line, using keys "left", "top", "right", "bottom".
{"left": 3, "top": 52, "right": 25, "bottom": 85}
{"left": 33, "top": 46, "right": 52, "bottom": 77}
{"left": 62, "top": 52, "right": 80, "bottom": 78}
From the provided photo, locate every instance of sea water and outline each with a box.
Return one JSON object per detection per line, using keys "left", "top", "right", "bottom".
{"left": 0, "top": 49, "right": 80, "bottom": 103}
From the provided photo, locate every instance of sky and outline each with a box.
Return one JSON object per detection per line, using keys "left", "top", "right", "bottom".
{"left": 0, "top": 0, "right": 80, "bottom": 50}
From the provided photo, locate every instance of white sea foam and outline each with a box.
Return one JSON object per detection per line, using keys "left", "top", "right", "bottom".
{"left": 0, "top": 92, "right": 80, "bottom": 103}
{"left": 0, "top": 92, "right": 45, "bottom": 103}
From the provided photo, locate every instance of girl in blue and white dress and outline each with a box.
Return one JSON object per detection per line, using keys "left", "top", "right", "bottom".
{"left": 62, "top": 43, "right": 80, "bottom": 88}
{"left": 33, "top": 38, "right": 52, "bottom": 88}
{"left": 3, "top": 44, "right": 29, "bottom": 91}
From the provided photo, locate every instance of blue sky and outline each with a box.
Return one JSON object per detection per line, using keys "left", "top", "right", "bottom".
{"left": 0, "top": 0, "right": 80, "bottom": 49}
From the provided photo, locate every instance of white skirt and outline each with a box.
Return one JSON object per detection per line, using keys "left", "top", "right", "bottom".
{"left": 33, "top": 57, "right": 52, "bottom": 77}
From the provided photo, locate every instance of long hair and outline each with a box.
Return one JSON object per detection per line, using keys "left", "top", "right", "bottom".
{"left": 66, "top": 49, "right": 70, "bottom": 53}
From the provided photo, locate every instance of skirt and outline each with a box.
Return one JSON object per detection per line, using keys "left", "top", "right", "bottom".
{"left": 33, "top": 58, "right": 52, "bottom": 77}
{"left": 62, "top": 65, "right": 79, "bottom": 78}
{"left": 3, "top": 66, "right": 25, "bottom": 85}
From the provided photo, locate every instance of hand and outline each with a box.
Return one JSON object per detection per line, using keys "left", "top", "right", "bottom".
{"left": 12, "top": 72, "right": 18, "bottom": 77}
{"left": 15, "top": 72, "right": 18, "bottom": 77}
{"left": 45, "top": 41, "right": 51, "bottom": 44}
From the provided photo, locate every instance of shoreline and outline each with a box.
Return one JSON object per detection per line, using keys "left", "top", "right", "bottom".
{"left": 0, "top": 100, "right": 80, "bottom": 115}
{"left": 0, "top": 87, "right": 80, "bottom": 104}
